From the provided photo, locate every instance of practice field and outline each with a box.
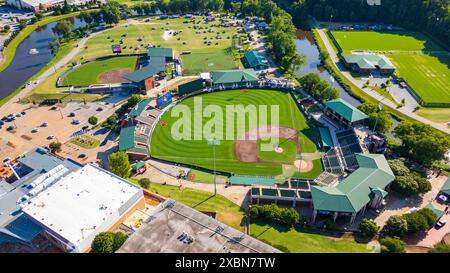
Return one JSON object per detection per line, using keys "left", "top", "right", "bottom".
{"left": 150, "top": 89, "right": 324, "bottom": 178}
{"left": 71, "top": 18, "right": 240, "bottom": 76}
{"left": 330, "top": 30, "right": 450, "bottom": 105}
{"left": 60, "top": 56, "right": 137, "bottom": 86}
{"left": 388, "top": 54, "right": 450, "bottom": 104}
{"left": 330, "top": 30, "right": 442, "bottom": 52}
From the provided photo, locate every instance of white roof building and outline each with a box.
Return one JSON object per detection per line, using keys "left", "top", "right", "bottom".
{"left": 22, "top": 164, "right": 144, "bottom": 253}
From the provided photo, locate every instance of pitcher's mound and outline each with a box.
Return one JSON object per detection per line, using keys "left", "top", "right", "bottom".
{"left": 294, "top": 160, "right": 313, "bottom": 172}
{"left": 275, "top": 147, "right": 284, "bottom": 153}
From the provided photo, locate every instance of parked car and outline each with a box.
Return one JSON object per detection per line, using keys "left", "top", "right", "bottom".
{"left": 96, "top": 107, "right": 103, "bottom": 111}
{"left": 72, "top": 120, "right": 81, "bottom": 125}
{"left": 68, "top": 112, "right": 76, "bottom": 117}
{"left": 82, "top": 125, "right": 89, "bottom": 131}
{"left": 50, "top": 106, "right": 57, "bottom": 110}
{"left": 3, "top": 157, "right": 11, "bottom": 163}
{"left": 438, "top": 194, "right": 448, "bottom": 203}
{"left": 31, "top": 127, "right": 39, "bottom": 133}
{"left": 41, "top": 122, "right": 48, "bottom": 127}
{"left": 6, "top": 125, "right": 14, "bottom": 131}
{"left": 47, "top": 135, "right": 55, "bottom": 140}
{"left": 78, "top": 154, "right": 86, "bottom": 158}
{"left": 436, "top": 219, "right": 447, "bottom": 228}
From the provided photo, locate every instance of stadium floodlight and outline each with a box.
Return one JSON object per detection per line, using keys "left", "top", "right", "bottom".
{"left": 207, "top": 139, "right": 220, "bottom": 195}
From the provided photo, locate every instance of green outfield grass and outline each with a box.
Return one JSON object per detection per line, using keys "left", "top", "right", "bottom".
{"left": 150, "top": 89, "right": 324, "bottom": 178}
{"left": 330, "top": 30, "right": 442, "bottom": 52}
{"left": 250, "top": 220, "right": 374, "bottom": 253}
{"left": 61, "top": 56, "right": 137, "bottom": 86}
{"left": 181, "top": 50, "right": 238, "bottom": 74}
{"left": 330, "top": 30, "right": 450, "bottom": 105}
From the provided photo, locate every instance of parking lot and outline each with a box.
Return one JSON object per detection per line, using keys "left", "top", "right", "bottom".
{"left": 0, "top": 100, "right": 119, "bottom": 162}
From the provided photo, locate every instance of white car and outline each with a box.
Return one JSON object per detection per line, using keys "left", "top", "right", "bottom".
{"left": 436, "top": 219, "right": 447, "bottom": 228}
{"left": 31, "top": 127, "right": 38, "bottom": 133}
{"left": 438, "top": 194, "right": 448, "bottom": 203}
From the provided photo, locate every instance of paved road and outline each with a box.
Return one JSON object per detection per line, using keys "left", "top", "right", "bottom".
{"left": 314, "top": 25, "right": 450, "bottom": 135}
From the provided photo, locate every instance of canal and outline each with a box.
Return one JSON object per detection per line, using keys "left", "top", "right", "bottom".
{"left": 0, "top": 17, "right": 85, "bottom": 101}
{"left": 294, "top": 29, "right": 361, "bottom": 107}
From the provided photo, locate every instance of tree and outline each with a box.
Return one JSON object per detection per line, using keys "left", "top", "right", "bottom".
{"left": 380, "top": 237, "right": 406, "bottom": 253}
{"left": 19, "top": 19, "right": 27, "bottom": 30}
{"left": 91, "top": 232, "right": 127, "bottom": 253}
{"left": 101, "top": 4, "right": 121, "bottom": 25}
{"left": 357, "top": 102, "right": 392, "bottom": 133}
{"left": 52, "top": 20, "right": 73, "bottom": 39}
{"left": 91, "top": 232, "right": 115, "bottom": 253}
{"left": 417, "top": 208, "right": 438, "bottom": 229}
{"left": 88, "top": 116, "right": 98, "bottom": 125}
{"left": 359, "top": 218, "right": 379, "bottom": 238}
{"left": 250, "top": 206, "right": 260, "bottom": 219}
{"left": 109, "top": 151, "right": 131, "bottom": 178}
{"left": 392, "top": 173, "right": 431, "bottom": 196}
{"left": 402, "top": 210, "right": 430, "bottom": 234}
{"left": 61, "top": 0, "right": 72, "bottom": 14}
{"left": 384, "top": 215, "right": 408, "bottom": 237}
{"left": 428, "top": 243, "right": 450, "bottom": 253}
{"left": 388, "top": 159, "right": 410, "bottom": 176}
{"left": 138, "top": 178, "right": 150, "bottom": 189}
{"left": 127, "top": 94, "right": 142, "bottom": 108}
{"left": 394, "top": 121, "right": 450, "bottom": 166}
{"left": 102, "top": 114, "right": 119, "bottom": 130}
{"left": 280, "top": 208, "right": 299, "bottom": 226}
{"left": 49, "top": 141, "right": 62, "bottom": 153}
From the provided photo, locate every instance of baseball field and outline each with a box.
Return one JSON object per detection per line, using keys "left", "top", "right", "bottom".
{"left": 330, "top": 30, "right": 450, "bottom": 104}
{"left": 150, "top": 89, "right": 324, "bottom": 179}
{"left": 60, "top": 56, "right": 137, "bottom": 86}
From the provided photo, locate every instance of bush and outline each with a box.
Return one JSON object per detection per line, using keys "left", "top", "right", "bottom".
{"left": 280, "top": 208, "right": 299, "bottom": 226}
{"left": 250, "top": 206, "right": 260, "bottom": 219}
{"left": 402, "top": 208, "right": 436, "bottom": 234}
{"left": 250, "top": 204, "right": 299, "bottom": 227}
{"left": 384, "top": 215, "right": 408, "bottom": 237}
{"left": 49, "top": 141, "right": 62, "bottom": 153}
{"left": 428, "top": 243, "right": 450, "bottom": 253}
{"left": 91, "top": 232, "right": 127, "bottom": 253}
{"left": 138, "top": 178, "right": 150, "bottom": 189}
{"left": 417, "top": 208, "right": 438, "bottom": 229}
{"left": 392, "top": 173, "right": 431, "bottom": 196}
{"left": 380, "top": 237, "right": 406, "bottom": 253}
{"left": 388, "top": 159, "right": 410, "bottom": 176}
{"left": 324, "top": 220, "right": 337, "bottom": 231}
{"left": 359, "top": 218, "right": 379, "bottom": 238}
{"left": 88, "top": 116, "right": 98, "bottom": 125}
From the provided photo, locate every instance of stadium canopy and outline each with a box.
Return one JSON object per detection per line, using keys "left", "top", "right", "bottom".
{"left": 130, "top": 98, "right": 152, "bottom": 118}
{"left": 325, "top": 98, "right": 368, "bottom": 123}
{"left": 119, "top": 125, "right": 136, "bottom": 151}
{"left": 123, "top": 57, "right": 166, "bottom": 83}
{"left": 319, "top": 127, "right": 334, "bottom": 148}
{"left": 311, "top": 153, "right": 395, "bottom": 213}
{"left": 210, "top": 69, "right": 258, "bottom": 84}
{"left": 230, "top": 175, "right": 276, "bottom": 186}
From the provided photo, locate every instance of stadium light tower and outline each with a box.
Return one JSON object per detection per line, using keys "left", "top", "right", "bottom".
{"left": 207, "top": 139, "right": 220, "bottom": 195}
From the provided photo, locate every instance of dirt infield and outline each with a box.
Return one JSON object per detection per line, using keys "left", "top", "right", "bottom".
{"left": 98, "top": 69, "right": 131, "bottom": 83}
{"left": 235, "top": 126, "right": 300, "bottom": 163}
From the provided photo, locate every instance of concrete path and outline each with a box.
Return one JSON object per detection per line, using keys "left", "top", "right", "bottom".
{"left": 313, "top": 25, "right": 450, "bottom": 134}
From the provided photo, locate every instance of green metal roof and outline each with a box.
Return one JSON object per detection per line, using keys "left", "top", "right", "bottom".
{"left": 319, "top": 127, "right": 334, "bottom": 148}
{"left": 311, "top": 153, "right": 395, "bottom": 213}
{"left": 148, "top": 48, "right": 173, "bottom": 59}
{"left": 123, "top": 57, "right": 166, "bottom": 83}
{"left": 130, "top": 98, "right": 152, "bottom": 118}
{"left": 178, "top": 78, "right": 204, "bottom": 95}
{"left": 244, "top": 51, "right": 269, "bottom": 68}
{"left": 119, "top": 126, "right": 135, "bottom": 151}
{"left": 210, "top": 69, "right": 258, "bottom": 84}
{"left": 425, "top": 202, "right": 445, "bottom": 219}
{"left": 441, "top": 177, "right": 450, "bottom": 195}
{"left": 230, "top": 175, "right": 275, "bottom": 186}
{"left": 342, "top": 54, "right": 395, "bottom": 70}
{"left": 325, "top": 98, "right": 368, "bottom": 123}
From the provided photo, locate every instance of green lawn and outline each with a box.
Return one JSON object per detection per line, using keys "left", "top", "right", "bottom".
{"left": 187, "top": 169, "right": 228, "bottom": 184}
{"left": 151, "top": 89, "right": 323, "bottom": 178}
{"left": 129, "top": 179, "right": 245, "bottom": 231}
{"left": 250, "top": 220, "right": 374, "bottom": 253}
{"left": 69, "top": 134, "right": 100, "bottom": 149}
{"left": 331, "top": 30, "right": 442, "bottom": 52}
{"left": 258, "top": 138, "right": 297, "bottom": 163}
{"left": 329, "top": 30, "right": 450, "bottom": 105}
{"left": 388, "top": 54, "right": 450, "bottom": 104}
{"left": 61, "top": 56, "right": 137, "bottom": 86}
{"left": 71, "top": 18, "right": 240, "bottom": 76}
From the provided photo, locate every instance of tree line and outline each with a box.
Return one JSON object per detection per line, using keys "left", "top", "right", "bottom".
{"left": 278, "top": 0, "right": 450, "bottom": 48}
